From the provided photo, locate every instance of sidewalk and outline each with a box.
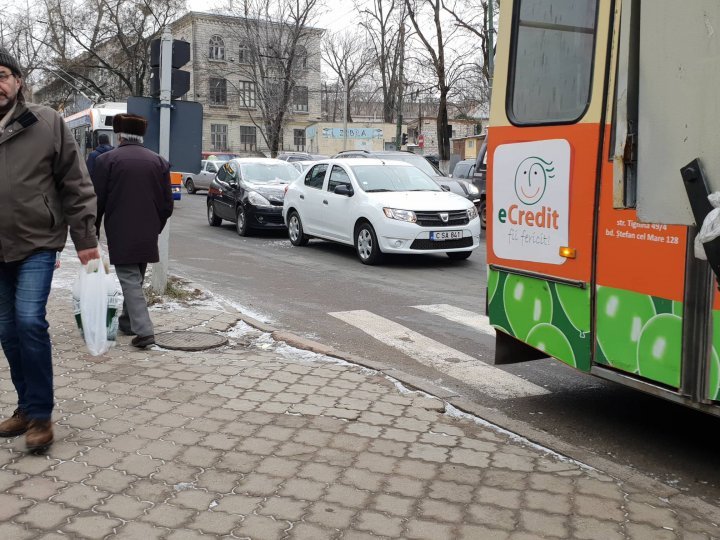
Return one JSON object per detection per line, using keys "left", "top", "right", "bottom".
{"left": 1, "top": 280, "right": 720, "bottom": 539}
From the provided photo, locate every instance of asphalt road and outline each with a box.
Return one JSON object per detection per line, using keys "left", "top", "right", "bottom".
{"left": 168, "top": 192, "right": 720, "bottom": 505}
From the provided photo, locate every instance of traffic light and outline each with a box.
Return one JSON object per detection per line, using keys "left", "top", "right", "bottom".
{"left": 149, "top": 39, "right": 191, "bottom": 99}
{"left": 402, "top": 133, "right": 408, "bottom": 145}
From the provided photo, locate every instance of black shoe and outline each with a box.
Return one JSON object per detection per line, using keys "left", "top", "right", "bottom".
{"left": 118, "top": 327, "right": 135, "bottom": 336}
{"left": 131, "top": 335, "right": 155, "bottom": 348}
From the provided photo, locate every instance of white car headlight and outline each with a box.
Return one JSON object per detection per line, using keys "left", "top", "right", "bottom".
{"left": 467, "top": 183, "right": 480, "bottom": 195}
{"left": 383, "top": 208, "right": 417, "bottom": 223}
{"left": 248, "top": 191, "right": 272, "bottom": 207}
{"left": 467, "top": 206, "right": 479, "bottom": 220}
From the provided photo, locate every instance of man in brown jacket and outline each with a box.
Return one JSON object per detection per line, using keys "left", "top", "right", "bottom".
{"left": 92, "top": 114, "right": 173, "bottom": 348}
{"left": 0, "top": 48, "right": 100, "bottom": 452}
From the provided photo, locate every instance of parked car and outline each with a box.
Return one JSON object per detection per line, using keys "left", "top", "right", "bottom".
{"left": 333, "top": 150, "right": 483, "bottom": 226}
{"left": 278, "top": 152, "right": 329, "bottom": 162}
{"left": 283, "top": 158, "right": 481, "bottom": 265}
{"left": 452, "top": 146, "right": 487, "bottom": 228}
{"left": 184, "top": 160, "right": 227, "bottom": 194}
{"left": 206, "top": 158, "right": 298, "bottom": 236}
{"left": 290, "top": 160, "right": 317, "bottom": 174}
{"left": 201, "top": 151, "right": 266, "bottom": 161}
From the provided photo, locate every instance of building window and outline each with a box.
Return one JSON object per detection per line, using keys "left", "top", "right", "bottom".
{"left": 293, "top": 86, "right": 308, "bottom": 112}
{"left": 293, "top": 129, "right": 306, "bottom": 151}
{"left": 209, "top": 78, "right": 227, "bottom": 105}
{"left": 210, "top": 124, "right": 228, "bottom": 150}
{"left": 239, "top": 81, "right": 256, "bottom": 108}
{"left": 238, "top": 44, "right": 250, "bottom": 64}
{"left": 240, "top": 126, "right": 257, "bottom": 151}
{"left": 266, "top": 45, "right": 284, "bottom": 70}
{"left": 209, "top": 35, "right": 225, "bottom": 61}
{"left": 296, "top": 45, "right": 307, "bottom": 69}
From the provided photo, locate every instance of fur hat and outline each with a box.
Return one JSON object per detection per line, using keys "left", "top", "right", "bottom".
{"left": 0, "top": 47, "right": 23, "bottom": 77}
{"left": 113, "top": 113, "right": 147, "bottom": 137}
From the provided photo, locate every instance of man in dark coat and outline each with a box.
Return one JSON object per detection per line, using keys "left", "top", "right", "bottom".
{"left": 91, "top": 113, "right": 173, "bottom": 348}
{"left": 85, "top": 133, "right": 114, "bottom": 176}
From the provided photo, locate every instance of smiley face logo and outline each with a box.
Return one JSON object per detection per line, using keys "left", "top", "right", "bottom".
{"left": 514, "top": 156, "right": 555, "bottom": 205}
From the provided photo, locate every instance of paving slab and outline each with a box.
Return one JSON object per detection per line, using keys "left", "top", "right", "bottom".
{"left": 0, "top": 287, "right": 718, "bottom": 539}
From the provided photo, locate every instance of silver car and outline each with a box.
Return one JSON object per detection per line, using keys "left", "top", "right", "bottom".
{"left": 184, "top": 160, "right": 226, "bottom": 194}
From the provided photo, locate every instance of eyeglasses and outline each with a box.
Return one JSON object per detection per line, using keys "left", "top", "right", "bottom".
{"left": 0, "top": 72, "right": 16, "bottom": 82}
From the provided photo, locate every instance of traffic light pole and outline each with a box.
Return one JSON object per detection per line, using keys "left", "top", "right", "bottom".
{"left": 151, "top": 27, "right": 173, "bottom": 294}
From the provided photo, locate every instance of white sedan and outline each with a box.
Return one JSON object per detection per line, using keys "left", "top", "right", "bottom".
{"left": 282, "top": 158, "right": 481, "bottom": 264}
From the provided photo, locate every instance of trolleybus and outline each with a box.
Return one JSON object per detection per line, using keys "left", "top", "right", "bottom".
{"left": 63, "top": 103, "right": 126, "bottom": 160}
{"left": 63, "top": 103, "right": 182, "bottom": 199}
{"left": 487, "top": 0, "right": 720, "bottom": 415}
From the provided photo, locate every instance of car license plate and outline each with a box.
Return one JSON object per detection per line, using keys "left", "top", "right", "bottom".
{"left": 430, "top": 230, "right": 462, "bottom": 241}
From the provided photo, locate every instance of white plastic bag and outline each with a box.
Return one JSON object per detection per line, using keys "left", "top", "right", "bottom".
{"left": 695, "top": 192, "right": 720, "bottom": 260}
{"left": 72, "top": 258, "right": 123, "bottom": 356}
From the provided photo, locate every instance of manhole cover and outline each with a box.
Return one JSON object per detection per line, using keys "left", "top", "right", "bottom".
{"left": 155, "top": 331, "right": 228, "bottom": 351}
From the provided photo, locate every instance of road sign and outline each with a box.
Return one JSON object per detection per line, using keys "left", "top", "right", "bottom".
{"left": 127, "top": 96, "right": 203, "bottom": 175}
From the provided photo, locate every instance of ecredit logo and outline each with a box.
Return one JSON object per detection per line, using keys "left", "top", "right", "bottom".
{"left": 498, "top": 156, "right": 560, "bottom": 229}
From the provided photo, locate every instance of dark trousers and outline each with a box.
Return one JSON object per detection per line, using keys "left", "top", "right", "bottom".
{"left": 0, "top": 250, "right": 56, "bottom": 420}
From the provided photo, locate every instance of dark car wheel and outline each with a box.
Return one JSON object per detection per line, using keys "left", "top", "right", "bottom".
{"left": 447, "top": 251, "right": 472, "bottom": 261}
{"left": 479, "top": 199, "right": 487, "bottom": 229}
{"left": 235, "top": 205, "right": 249, "bottom": 236}
{"left": 355, "top": 222, "right": 383, "bottom": 265}
{"left": 288, "top": 211, "right": 309, "bottom": 246}
{"left": 186, "top": 178, "right": 196, "bottom": 194}
{"left": 207, "top": 202, "right": 221, "bottom": 226}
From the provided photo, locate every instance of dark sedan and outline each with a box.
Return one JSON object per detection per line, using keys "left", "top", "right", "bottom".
{"left": 206, "top": 158, "right": 300, "bottom": 236}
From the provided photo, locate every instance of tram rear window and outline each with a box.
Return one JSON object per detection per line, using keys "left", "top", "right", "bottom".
{"left": 508, "top": 0, "right": 598, "bottom": 125}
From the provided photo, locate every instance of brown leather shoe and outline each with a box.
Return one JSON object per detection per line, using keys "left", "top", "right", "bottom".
{"left": 0, "top": 409, "right": 30, "bottom": 437}
{"left": 25, "top": 419, "right": 54, "bottom": 452}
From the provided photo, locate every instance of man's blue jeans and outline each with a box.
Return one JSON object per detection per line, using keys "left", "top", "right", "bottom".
{"left": 0, "top": 250, "right": 56, "bottom": 420}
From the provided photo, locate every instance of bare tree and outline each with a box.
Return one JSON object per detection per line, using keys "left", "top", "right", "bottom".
{"left": 218, "top": 0, "right": 323, "bottom": 157}
{"left": 404, "top": 0, "right": 473, "bottom": 171}
{"left": 38, "top": 0, "right": 184, "bottom": 102}
{"left": 322, "top": 29, "right": 374, "bottom": 123}
{"left": 442, "top": 0, "right": 498, "bottom": 90}
{"left": 357, "top": 0, "right": 406, "bottom": 123}
{"left": 0, "top": 2, "right": 58, "bottom": 104}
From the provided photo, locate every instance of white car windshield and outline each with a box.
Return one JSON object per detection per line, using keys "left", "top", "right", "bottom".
{"left": 352, "top": 164, "right": 442, "bottom": 193}
{"left": 239, "top": 162, "right": 298, "bottom": 183}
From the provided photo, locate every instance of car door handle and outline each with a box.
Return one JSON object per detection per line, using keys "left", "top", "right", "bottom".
{"left": 299, "top": 194, "right": 304, "bottom": 199}
{"left": 323, "top": 200, "right": 328, "bottom": 205}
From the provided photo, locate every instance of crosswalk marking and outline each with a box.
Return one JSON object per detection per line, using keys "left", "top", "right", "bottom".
{"left": 413, "top": 304, "right": 496, "bottom": 337}
{"left": 329, "top": 310, "right": 549, "bottom": 399}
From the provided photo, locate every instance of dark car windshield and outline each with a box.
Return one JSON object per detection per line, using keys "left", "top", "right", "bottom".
{"left": 239, "top": 162, "right": 298, "bottom": 183}
{"left": 351, "top": 164, "right": 442, "bottom": 193}
{"left": 376, "top": 154, "right": 441, "bottom": 177}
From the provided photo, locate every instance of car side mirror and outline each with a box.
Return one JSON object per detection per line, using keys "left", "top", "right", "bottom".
{"left": 334, "top": 184, "right": 354, "bottom": 196}
{"left": 440, "top": 185, "right": 451, "bottom": 192}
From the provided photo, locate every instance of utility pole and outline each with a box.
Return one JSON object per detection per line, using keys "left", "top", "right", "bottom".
{"left": 342, "top": 57, "right": 348, "bottom": 150}
{"left": 488, "top": 0, "right": 495, "bottom": 92}
{"left": 151, "top": 27, "right": 172, "bottom": 294}
{"left": 395, "top": 23, "right": 405, "bottom": 150}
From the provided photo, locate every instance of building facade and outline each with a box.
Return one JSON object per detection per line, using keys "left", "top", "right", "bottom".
{"left": 171, "top": 12, "right": 324, "bottom": 156}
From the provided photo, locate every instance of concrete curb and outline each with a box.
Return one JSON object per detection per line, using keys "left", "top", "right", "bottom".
{"left": 232, "top": 311, "right": 720, "bottom": 524}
